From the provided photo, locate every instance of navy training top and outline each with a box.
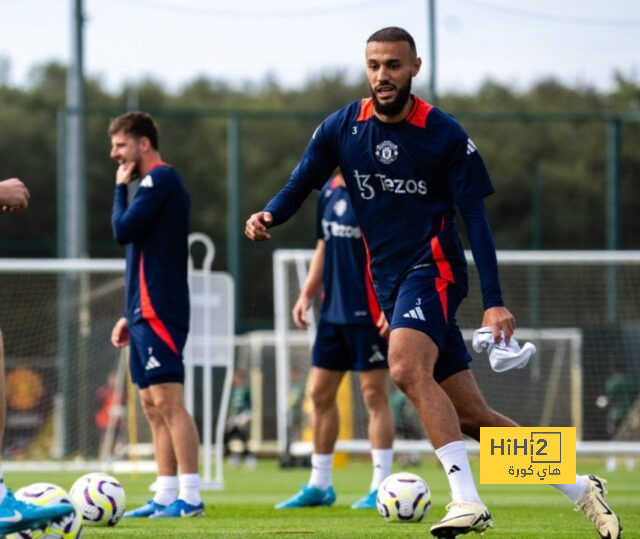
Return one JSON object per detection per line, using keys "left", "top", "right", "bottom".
{"left": 317, "top": 177, "right": 379, "bottom": 325}
{"left": 111, "top": 162, "right": 191, "bottom": 331}
{"left": 264, "top": 96, "right": 503, "bottom": 311}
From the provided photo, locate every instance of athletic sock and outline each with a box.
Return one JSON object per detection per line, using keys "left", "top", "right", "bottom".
{"left": 0, "top": 470, "right": 6, "bottom": 503}
{"left": 309, "top": 453, "right": 333, "bottom": 490}
{"left": 435, "top": 440, "right": 482, "bottom": 505}
{"left": 178, "top": 474, "right": 201, "bottom": 506}
{"left": 552, "top": 475, "right": 588, "bottom": 502}
{"left": 370, "top": 448, "right": 393, "bottom": 491}
{"left": 153, "top": 475, "right": 178, "bottom": 506}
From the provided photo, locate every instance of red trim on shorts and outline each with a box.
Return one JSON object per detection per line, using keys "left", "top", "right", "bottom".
{"left": 138, "top": 254, "right": 178, "bottom": 354}
{"left": 405, "top": 97, "right": 433, "bottom": 128}
{"left": 430, "top": 226, "right": 455, "bottom": 323}
{"left": 147, "top": 317, "right": 178, "bottom": 355}
{"left": 357, "top": 98, "right": 375, "bottom": 121}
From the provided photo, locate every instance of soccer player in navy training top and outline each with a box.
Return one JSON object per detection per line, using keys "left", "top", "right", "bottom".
{"left": 0, "top": 178, "right": 75, "bottom": 536}
{"left": 246, "top": 27, "right": 621, "bottom": 538}
{"left": 109, "top": 112, "right": 204, "bottom": 519}
{"left": 276, "top": 170, "right": 394, "bottom": 510}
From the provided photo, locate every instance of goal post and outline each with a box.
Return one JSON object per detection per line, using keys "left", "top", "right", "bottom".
{"left": 0, "top": 233, "right": 235, "bottom": 488}
{"left": 273, "top": 249, "right": 640, "bottom": 456}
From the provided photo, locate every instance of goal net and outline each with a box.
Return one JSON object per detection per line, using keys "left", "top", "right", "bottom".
{"left": 0, "top": 234, "right": 235, "bottom": 489}
{"left": 273, "top": 250, "right": 640, "bottom": 456}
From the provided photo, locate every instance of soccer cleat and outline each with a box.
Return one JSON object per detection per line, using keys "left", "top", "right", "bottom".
{"left": 430, "top": 500, "right": 493, "bottom": 538}
{"left": 351, "top": 489, "right": 377, "bottom": 509}
{"left": 575, "top": 475, "right": 622, "bottom": 539}
{"left": 149, "top": 498, "right": 205, "bottom": 518}
{"left": 275, "top": 485, "right": 336, "bottom": 509}
{"left": 123, "top": 499, "right": 166, "bottom": 518}
{"left": 0, "top": 490, "right": 75, "bottom": 536}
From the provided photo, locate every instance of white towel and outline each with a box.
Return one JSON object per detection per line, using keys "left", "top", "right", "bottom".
{"left": 472, "top": 327, "right": 536, "bottom": 373}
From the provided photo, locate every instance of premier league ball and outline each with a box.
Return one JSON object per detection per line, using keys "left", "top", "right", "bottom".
{"left": 376, "top": 472, "right": 431, "bottom": 522}
{"left": 69, "top": 473, "right": 125, "bottom": 527}
{"left": 7, "top": 482, "right": 83, "bottom": 538}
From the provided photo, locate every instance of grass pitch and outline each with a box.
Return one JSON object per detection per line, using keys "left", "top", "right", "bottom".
{"left": 7, "top": 457, "right": 639, "bottom": 537}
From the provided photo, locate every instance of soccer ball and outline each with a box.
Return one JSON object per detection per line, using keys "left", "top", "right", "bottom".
{"left": 376, "top": 472, "right": 431, "bottom": 522}
{"left": 69, "top": 473, "right": 125, "bottom": 527}
{"left": 7, "top": 482, "right": 83, "bottom": 538}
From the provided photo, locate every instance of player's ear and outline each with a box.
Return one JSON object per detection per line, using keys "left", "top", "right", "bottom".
{"left": 139, "top": 136, "right": 152, "bottom": 153}
{"left": 412, "top": 56, "right": 422, "bottom": 78}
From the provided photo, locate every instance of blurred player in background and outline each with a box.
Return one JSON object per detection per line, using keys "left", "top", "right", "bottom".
{"left": 224, "top": 369, "right": 256, "bottom": 468}
{"left": 246, "top": 27, "right": 620, "bottom": 538}
{"left": 0, "top": 178, "right": 75, "bottom": 536}
{"left": 108, "top": 112, "right": 204, "bottom": 518}
{"left": 276, "top": 170, "right": 394, "bottom": 510}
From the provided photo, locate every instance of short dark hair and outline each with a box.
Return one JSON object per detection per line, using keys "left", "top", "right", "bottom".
{"left": 367, "top": 27, "right": 417, "bottom": 57}
{"left": 108, "top": 111, "right": 159, "bottom": 150}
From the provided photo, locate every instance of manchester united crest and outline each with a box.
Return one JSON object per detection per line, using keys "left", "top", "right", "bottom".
{"left": 375, "top": 140, "right": 398, "bottom": 164}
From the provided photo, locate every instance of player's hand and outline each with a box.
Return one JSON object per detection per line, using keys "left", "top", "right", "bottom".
{"left": 0, "top": 178, "right": 30, "bottom": 212}
{"left": 245, "top": 211, "right": 273, "bottom": 241}
{"left": 292, "top": 294, "right": 311, "bottom": 329}
{"left": 482, "top": 306, "right": 516, "bottom": 344}
{"left": 115, "top": 162, "right": 136, "bottom": 185}
{"left": 111, "top": 317, "right": 129, "bottom": 348}
{"left": 376, "top": 312, "right": 390, "bottom": 339}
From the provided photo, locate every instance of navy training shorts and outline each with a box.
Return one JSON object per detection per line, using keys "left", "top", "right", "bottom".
{"left": 385, "top": 269, "right": 471, "bottom": 383}
{"left": 128, "top": 318, "right": 188, "bottom": 389}
{"left": 312, "top": 319, "right": 388, "bottom": 372}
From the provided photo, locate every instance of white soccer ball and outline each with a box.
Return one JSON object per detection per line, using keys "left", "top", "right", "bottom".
{"left": 376, "top": 472, "right": 431, "bottom": 522}
{"left": 7, "top": 482, "right": 83, "bottom": 539}
{"left": 69, "top": 473, "right": 125, "bottom": 527}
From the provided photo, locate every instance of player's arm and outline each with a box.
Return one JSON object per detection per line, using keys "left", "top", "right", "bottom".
{"left": 445, "top": 123, "right": 514, "bottom": 343}
{"left": 0, "top": 177, "right": 29, "bottom": 212}
{"left": 111, "top": 171, "right": 169, "bottom": 244}
{"left": 458, "top": 197, "right": 515, "bottom": 343}
{"left": 245, "top": 119, "right": 336, "bottom": 241}
{"left": 292, "top": 239, "right": 325, "bottom": 330}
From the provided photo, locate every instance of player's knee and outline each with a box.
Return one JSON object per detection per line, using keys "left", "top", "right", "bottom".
{"left": 360, "top": 384, "right": 388, "bottom": 411}
{"left": 309, "top": 385, "right": 335, "bottom": 412}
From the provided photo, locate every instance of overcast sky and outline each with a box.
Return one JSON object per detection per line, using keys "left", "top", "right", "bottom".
{"left": 1, "top": 0, "right": 639, "bottom": 94}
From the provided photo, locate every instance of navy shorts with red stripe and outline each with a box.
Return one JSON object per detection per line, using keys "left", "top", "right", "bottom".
{"left": 384, "top": 269, "right": 471, "bottom": 383}
{"left": 128, "top": 318, "right": 187, "bottom": 388}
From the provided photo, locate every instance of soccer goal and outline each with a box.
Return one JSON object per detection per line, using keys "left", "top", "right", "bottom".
{"left": 0, "top": 233, "right": 234, "bottom": 489}
{"left": 273, "top": 249, "right": 640, "bottom": 457}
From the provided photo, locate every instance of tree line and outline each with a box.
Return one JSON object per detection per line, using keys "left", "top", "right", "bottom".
{"left": 1, "top": 62, "right": 639, "bottom": 328}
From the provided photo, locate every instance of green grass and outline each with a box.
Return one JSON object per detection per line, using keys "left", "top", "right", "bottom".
{"left": 6, "top": 457, "right": 639, "bottom": 537}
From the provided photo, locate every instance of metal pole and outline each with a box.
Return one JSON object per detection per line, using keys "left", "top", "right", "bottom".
{"left": 65, "top": 0, "right": 89, "bottom": 456}
{"left": 66, "top": 0, "right": 87, "bottom": 259}
{"left": 227, "top": 115, "right": 242, "bottom": 331}
{"left": 427, "top": 0, "right": 437, "bottom": 104}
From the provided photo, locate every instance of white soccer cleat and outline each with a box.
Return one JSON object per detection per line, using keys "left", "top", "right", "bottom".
{"left": 575, "top": 475, "right": 621, "bottom": 539}
{"left": 430, "top": 500, "right": 493, "bottom": 538}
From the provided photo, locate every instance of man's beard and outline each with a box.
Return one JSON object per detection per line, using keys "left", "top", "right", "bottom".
{"left": 370, "top": 77, "right": 412, "bottom": 117}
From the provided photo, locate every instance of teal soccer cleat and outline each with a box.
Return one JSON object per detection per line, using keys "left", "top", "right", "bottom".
{"left": 275, "top": 485, "right": 336, "bottom": 509}
{"left": 149, "top": 498, "right": 205, "bottom": 518}
{"left": 123, "top": 499, "right": 166, "bottom": 518}
{"left": 351, "top": 489, "right": 377, "bottom": 509}
{"left": 0, "top": 490, "right": 75, "bottom": 536}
